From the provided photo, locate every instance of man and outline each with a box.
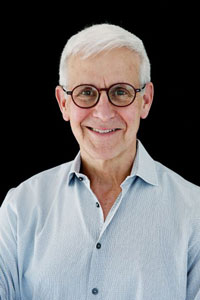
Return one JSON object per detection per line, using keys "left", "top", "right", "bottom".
{"left": 0, "top": 24, "right": 199, "bottom": 300}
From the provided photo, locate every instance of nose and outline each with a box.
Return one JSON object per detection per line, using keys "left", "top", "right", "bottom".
{"left": 92, "top": 91, "right": 116, "bottom": 121}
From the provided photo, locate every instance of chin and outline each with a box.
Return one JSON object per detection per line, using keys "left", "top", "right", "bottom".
{"left": 82, "top": 146, "right": 123, "bottom": 162}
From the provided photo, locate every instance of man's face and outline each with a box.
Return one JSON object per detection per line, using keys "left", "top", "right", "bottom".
{"left": 56, "top": 48, "right": 153, "bottom": 162}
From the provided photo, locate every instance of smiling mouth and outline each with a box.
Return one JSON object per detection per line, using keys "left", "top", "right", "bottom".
{"left": 87, "top": 127, "right": 121, "bottom": 134}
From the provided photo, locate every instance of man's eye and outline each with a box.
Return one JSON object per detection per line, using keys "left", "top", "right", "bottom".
{"left": 112, "top": 88, "right": 129, "bottom": 97}
{"left": 81, "top": 90, "right": 93, "bottom": 96}
{"left": 77, "top": 88, "right": 96, "bottom": 97}
{"left": 116, "top": 89, "right": 127, "bottom": 95}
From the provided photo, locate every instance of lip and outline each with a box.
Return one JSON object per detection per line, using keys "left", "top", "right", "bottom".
{"left": 86, "top": 126, "right": 122, "bottom": 136}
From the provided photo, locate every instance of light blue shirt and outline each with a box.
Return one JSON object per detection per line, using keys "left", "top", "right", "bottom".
{"left": 0, "top": 140, "right": 200, "bottom": 300}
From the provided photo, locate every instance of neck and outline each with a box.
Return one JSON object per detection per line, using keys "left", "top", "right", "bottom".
{"left": 80, "top": 145, "right": 137, "bottom": 190}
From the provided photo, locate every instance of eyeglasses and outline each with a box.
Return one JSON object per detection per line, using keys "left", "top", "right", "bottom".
{"left": 61, "top": 82, "right": 146, "bottom": 108}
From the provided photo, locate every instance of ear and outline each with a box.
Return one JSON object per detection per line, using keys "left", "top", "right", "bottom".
{"left": 55, "top": 86, "right": 70, "bottom": 121}
{"left": 140, "top": 82, "right": 154, "bottom": 119}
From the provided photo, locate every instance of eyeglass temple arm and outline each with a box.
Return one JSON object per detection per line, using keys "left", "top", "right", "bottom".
{"left": 135, "top": 84, "right": 146, "bottom": 93}
{"left": 61, "top": 86, "right": 72, "bottom": 95}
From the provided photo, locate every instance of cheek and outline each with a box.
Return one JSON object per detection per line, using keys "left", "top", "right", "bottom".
{"left": 69, "top": 107, "right": 89, "bottom": 129}
{"left": 123, "top": 105, "right": 142, "bottom": 130}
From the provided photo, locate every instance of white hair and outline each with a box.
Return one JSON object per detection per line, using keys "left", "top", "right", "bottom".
{"left": 59, "top": 23, "right": 151, "bottom": 86}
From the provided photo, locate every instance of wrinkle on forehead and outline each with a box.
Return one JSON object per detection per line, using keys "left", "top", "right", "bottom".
{"left": 67, "top": 47, "right": 141, "bottom": 89}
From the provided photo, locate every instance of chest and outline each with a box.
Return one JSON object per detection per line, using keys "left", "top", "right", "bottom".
{"left": 21, "top": 193, "right": 188, "bottom": 300}
{"left": 94, "top": 189, "right": 122, "bottom": 220}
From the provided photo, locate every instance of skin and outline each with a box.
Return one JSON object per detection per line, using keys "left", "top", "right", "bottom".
{"left": 56, "top": 47, "right": 154, "bottom": 220}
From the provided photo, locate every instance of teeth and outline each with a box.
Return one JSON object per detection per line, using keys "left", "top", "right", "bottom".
{"left": 91, "top": 128, "right": 117, "bottom": 134}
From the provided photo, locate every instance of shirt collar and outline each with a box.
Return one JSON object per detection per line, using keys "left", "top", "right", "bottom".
{"left": 130, "top": 140, "right": 159, "bottom": 186}
{"left": 67, "top": 140, "right": 159, "bottom": 186}
{"left": 67, "top": 152, "right": 82, "bottom": 184}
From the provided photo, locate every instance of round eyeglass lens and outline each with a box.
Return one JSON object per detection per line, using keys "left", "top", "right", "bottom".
{"left": 109, "top": 84, "right": 135, "bottom": 106}
{"left": 73, "top": 85, "right": 98, "bottom": 107}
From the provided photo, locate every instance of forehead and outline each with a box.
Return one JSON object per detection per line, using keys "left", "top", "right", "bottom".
{"left": 67, "top": 47, "right": 141, "bottom": 87}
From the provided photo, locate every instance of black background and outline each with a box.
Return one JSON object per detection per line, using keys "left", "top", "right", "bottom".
{"left": 1, "top": 2, "right": 199, "bottom": 204}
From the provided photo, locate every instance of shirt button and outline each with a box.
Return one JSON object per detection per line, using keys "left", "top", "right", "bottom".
{"left": 92, "top": 288, "right": 98, "bottom": 295}
{"left": 96, "top": 202, "right": 100, "bottom": 207}
{"left": 96, "top": 243, "right": 101, "bottom": 249}
{"left": 78, "top": 177, "right": 84, "bottom": 181}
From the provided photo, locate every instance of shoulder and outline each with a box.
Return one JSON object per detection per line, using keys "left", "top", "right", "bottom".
{"left": 154, "top": 160, "right": 200, "bottom": 217}
{"left": 17, "top": 160, "right": 72, "bottom": 191}
{"left": 1, "top": 161, "right": 73, "bottom": 214}
{"left": 155, "top": 160, "right": 199, "bottom": 191}
{"left": 0, "top": 161, "right": 75, "bottom": 261}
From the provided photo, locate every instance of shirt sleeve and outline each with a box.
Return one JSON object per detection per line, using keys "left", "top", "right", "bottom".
{"left": 0, "top": 189, "right": 20, "bottom": 300}
{"left": 186, "top": 218, "right": 200, "bottom": 300}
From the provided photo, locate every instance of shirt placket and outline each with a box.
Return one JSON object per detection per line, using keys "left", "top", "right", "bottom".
{"left": 85, "top": 182, "right": 132, "bottom": 300}
{"left": 76, "top": 172, "right": 135, "bottom": 299}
